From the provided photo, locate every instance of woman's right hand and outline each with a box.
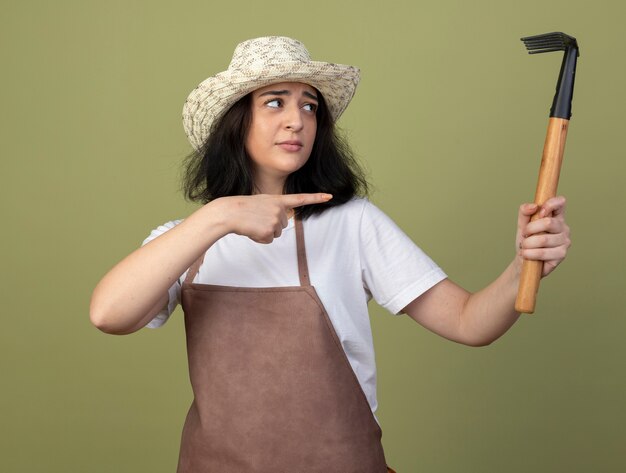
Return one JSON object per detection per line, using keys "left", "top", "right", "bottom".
{"left": 211, "top": 193, "right": 333, "bottom": 244}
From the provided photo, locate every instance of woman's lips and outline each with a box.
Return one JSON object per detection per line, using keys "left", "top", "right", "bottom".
{"left": 277, "top": 140, "right": 303, "bottom": 152}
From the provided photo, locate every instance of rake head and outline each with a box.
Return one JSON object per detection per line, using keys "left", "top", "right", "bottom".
{"left": 521, "top": 32, "right": 579, "bottom": 56}
{"left": 520, "top": 31, "right": 580, "bottom": 119}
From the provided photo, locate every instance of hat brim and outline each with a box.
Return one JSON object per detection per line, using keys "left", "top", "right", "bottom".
{"left": 183, "top": 61, "right": 360, "bottom": 151}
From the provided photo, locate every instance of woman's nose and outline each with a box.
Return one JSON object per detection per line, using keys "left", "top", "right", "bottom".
{"left": 284, "top": 104, "right": 304, "bottom": 131}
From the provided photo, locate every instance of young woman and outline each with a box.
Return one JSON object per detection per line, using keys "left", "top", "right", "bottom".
{"left": 90, "top": 36, "right": 571, "bottom": 472}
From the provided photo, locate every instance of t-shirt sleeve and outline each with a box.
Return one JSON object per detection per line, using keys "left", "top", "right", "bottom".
{"left": 141, "top": 220, "right": 183, "bottom": 328}
{"left": 359, "top": 201, "right": 447, "bottom": 315}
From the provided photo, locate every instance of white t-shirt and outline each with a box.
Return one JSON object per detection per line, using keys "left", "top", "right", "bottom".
{"left": 142, "top": 197, "right": 447, "bottom": 415}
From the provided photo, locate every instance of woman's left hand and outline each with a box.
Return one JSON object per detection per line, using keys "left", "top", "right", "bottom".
{"left": 516, "top": 196, "right": 571, "bottom": 277}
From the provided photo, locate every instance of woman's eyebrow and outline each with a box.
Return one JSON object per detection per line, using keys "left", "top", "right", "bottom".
{"left": 259, "top": 90, "right": 289, "bottom": 97}
{"left": 258, "top": 90, "right": 319, "bottom": 102}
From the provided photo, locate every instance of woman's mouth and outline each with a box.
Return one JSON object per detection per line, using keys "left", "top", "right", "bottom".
{"left": 277, "top": 140, "right": 303, "bottom": 152}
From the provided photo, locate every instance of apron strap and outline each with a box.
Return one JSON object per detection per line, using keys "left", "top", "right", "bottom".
{"left": 183, "top": 252, "right": 206, "bottom": 286}
{"left": 294, "top": 216, "right": 311, "bottom": 287}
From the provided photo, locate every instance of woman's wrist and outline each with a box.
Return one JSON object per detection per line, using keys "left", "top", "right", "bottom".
{"left": 184, "top": 198, "right": 234, "bottom": 243}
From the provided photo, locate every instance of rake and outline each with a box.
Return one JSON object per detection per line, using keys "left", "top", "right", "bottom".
{"left": 515, "top": 32, "right": 580, "bottom": 314}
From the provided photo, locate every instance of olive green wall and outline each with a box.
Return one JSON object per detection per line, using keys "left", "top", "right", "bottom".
{"left": 2, "top": 0, "right": 624, "bottom": 471}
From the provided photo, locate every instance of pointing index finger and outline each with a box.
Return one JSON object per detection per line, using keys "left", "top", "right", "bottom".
{"left": 281, "top": 193, "right": 333, "bottom": 209}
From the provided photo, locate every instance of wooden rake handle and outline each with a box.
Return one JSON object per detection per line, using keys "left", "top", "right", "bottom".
{"left": 515, "top": 117, "right": 569, "bottom": 314}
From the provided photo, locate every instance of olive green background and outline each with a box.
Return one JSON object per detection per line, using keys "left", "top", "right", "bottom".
{"left": 2, "top": 0, "right": 625, "bottom": 471}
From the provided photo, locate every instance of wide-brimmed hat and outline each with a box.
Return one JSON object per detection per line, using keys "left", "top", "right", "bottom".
{"left": 182, "top": 36, "right": 360, "bottom": 150}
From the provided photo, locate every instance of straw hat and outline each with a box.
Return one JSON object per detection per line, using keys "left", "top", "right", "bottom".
{"left": 182, "top": 36, "right": 361, "bottom": 150}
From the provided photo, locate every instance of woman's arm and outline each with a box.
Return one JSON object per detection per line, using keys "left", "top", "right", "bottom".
{"left": 90, "top": 200, "right": 230, "bottom": 335}
{"left": 89, "top": 193, "right": 332, "bottom": 335}
{"left": 402, "top": 196, "right": 571, "bottom": 346}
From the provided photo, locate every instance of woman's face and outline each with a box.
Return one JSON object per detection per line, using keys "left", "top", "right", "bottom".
{"left": 245, "top": 82, "right": 318, "bottom": 194}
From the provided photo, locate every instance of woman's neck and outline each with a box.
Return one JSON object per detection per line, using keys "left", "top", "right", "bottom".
{"left": 253, "top": 174, "right": 287, "bottom": 196}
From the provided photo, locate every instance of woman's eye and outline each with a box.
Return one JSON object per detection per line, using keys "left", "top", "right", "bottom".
{"left": 266, "top": 99, "right": 281, "bottom": 108}
{"left": 303, "top": 103, "right": 317, "bottom": 112}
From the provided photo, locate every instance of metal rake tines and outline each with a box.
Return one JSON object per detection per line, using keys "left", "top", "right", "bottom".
{"left": 521, "top": 32, "right": 578, "bottom": 54}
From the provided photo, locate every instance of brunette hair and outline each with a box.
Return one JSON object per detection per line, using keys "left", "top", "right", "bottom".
{"left": 182, "top": 91, "right": 369, "bottom": 219}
